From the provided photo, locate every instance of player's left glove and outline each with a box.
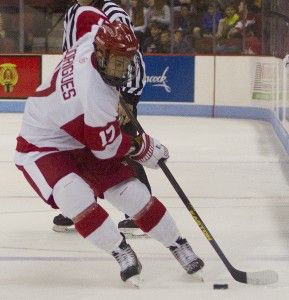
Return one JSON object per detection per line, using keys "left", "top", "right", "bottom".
{"left": 129, "top": 133, "right": 169, "bottom": 169}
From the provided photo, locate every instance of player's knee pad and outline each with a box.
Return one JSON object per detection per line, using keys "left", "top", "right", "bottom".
{"left": 104, "top": 178, "right": 151, "bottom": 217}
{"left": 53, "top": 173, "right": 96, "bottom": 220}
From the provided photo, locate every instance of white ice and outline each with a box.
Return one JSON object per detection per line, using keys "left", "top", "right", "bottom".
{"left": 0, "top": 113, "right": 288, "bottom": 300}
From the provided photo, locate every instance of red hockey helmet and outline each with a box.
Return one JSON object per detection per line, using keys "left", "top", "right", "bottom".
{"left": 94, "top": 21, "right": 139, "bottom": 87}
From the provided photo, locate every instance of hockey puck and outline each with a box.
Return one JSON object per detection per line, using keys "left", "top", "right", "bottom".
{"left": 213, "top": 284, "right": 228, "bottom": 289}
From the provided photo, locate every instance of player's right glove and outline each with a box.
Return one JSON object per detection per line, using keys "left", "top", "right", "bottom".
{"left": 129, "top": 133, "right": 169, "bottom": 169}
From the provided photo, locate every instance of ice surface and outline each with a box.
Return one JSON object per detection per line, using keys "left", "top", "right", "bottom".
{"left": 0, "top": 114, "right": 288, "bottom": 299}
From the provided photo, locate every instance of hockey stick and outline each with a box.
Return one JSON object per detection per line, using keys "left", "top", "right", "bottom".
{"left": 119, "top": 97, "right": 278, "bottom": 285}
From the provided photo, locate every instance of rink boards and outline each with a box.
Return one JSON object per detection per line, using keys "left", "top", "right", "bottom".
{"left": 0, "top": 54, "right": 289, "bottom": 155}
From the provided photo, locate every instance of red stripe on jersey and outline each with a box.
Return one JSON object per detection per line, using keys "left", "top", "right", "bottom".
{"left": 133, "top": 197, "right": 167, "bottom": 232}
{"left": 74, "top": 203, "right": 109, "bottom": 238}
{"left": 16, "top": 165, "right": 45, "bottom": 200}
{"left": 16, "top": 136, "right": 59, "bottom": 153}
{"left": 33, "top": 69, "right": 60, "bottom": 97}
{"left": 76, "top": 11, "right": 107, "bottom": 41}
{"left": 16, "top": 165, "right": 58, "bottom": 209}
{"left": 61, "top": 114, "right": 86, "bottom": 145}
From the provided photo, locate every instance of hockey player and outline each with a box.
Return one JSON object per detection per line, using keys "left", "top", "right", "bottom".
{"left": 54, "top": 0, "right": 149, "bottom": 234}
{"left": 14, "top": 21, "right": 204, "bottom": 286}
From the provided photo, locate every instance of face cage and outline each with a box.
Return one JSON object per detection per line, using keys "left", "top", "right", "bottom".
{"left": 94, "top": 44, "right": 139, "bottom": 88}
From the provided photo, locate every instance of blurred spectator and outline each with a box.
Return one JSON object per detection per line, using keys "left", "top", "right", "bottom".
{"left": 216, "top": 0, "right": 240, "bottom": 10}
{"left": 129, "top": 0, "right": 147, "bottom": 49}
{"left": 227, "top": 0, "right": 261, "bottom": 54}
{"left": 201, "top": 2, "right": 222, "bottom": 37}
{"left": 1, "top": 5, "right": 19, "bottom": 52}
{"left": 24, "top": 9, "right": 34, "bottom": 52}
{"left": 189, "top": 0, "right": 206, "bottom": 39}
{"left": 0, "top": 37, "right": 17, "bottom": 53}
{"left": 215, "top": 0, "right": 261, "bottom": 54}
{"left": 143, "top": 21, "right": 162, "bottom": 53}
{"left": 184, "top": 25, "right": 197, "bottom": 52}
{"left": 144, "top": 0, "right": 171, "bottom": 29}
{"left": 174, "top": 0, "right": 195, "bottom": 8}
{"left": 216, "top": 3, "right": 239, "bottom": 39}
{"left": 192, "top": 1, "right": 222, "bottom": 53}
{"left": 192, "top": 0, "right": 209, "bottom": 12}
{"left": 251, "top": 0, "right": 261, "bottom": 9}
{"left": 117, "top": 0, "right": 131, "bottom": 13}
{"left": 174, "top": 3, "right": 197, "bottom": 35}
{"left": 159, "top": 29, "right": 171, "bottom": 53}
{"left": 228, "top": 0, "right": 261, "bottom": 38}
{"left": 0, "top": 12, "right": 5, "bottom": 39}
{"left": 173, "top": 27, "right": 191, "bottom": 53}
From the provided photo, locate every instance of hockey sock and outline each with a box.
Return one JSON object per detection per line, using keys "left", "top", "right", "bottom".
{"left": 74, "top": 203, "right": 123, "bottom": 252}
{"left": 133, "top": 197, "right": 180, "bottom": 247}
{"left": 53, "top": 173, "right": 123, "bottom": 252}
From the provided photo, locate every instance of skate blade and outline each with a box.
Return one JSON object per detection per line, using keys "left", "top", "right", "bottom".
{"left": 123, "top": 232, "right": 150, "bottom": 239}
{"left": 189, "top": 269, "right": 204, "bottom": 282}
{"left": 119, "top": 228, "right": 149, "bottom": 239}
{"left": 119, "top": 227, "right": 140, "bottom": 234}
{"left": 126, "top": 274, "right": 142, "bottom": 288}
{"left": 52, "top": 225, "right": 75, "bottom": 233}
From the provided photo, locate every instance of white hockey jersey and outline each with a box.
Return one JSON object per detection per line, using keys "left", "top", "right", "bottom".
{"left": 15, "top": 32, "right": 132, "bottom": 166}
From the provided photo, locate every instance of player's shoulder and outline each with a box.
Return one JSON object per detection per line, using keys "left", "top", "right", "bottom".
{"left": 72, "top": 39, "right": 104, "bottom": 87}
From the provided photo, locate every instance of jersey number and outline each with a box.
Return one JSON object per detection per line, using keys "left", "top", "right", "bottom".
{"left": 99, "top": 125, "right": 116, "bottom": 147}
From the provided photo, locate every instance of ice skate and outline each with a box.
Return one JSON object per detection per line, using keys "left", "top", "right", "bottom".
{"left": 118, "top": 218, "right": 147, "bottom": 239}
{"left": 169, "top": 237, "right": 204, "bottom": 280}
{"left": 112, "top": 236, "right": 142, "bottom": 287}
{"left": 52, "top": 214, "right": 74, "bottom": 232}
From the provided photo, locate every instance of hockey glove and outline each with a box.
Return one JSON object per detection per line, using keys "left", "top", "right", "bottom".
{"left": 129, "top": 133, "right": 169, "bottom": 169}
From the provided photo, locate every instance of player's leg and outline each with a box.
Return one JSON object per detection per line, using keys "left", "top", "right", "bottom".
{"left": 16, "top": 151, "right": 142, "bottom": 284}
{"left": 117, "top": 158, "right": 150, "bottom": 235}
{"left": 53, "top": 173, "right": 142, "bottom": 284}
{"left": 118, "top": 99, "right": 152, "bottom": 234}
{"left": 53, "top": 100, "right": 150, "bottom": 235}
{"left": 104, "top": 178, "right": 204, "bottom": 274}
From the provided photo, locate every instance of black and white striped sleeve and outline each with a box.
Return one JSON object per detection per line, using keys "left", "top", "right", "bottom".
{"left": 63, "top": 4, "right": 81, "bottom": 52}
{"left": 102, "top": 1, "right": 133, "bottom": 28}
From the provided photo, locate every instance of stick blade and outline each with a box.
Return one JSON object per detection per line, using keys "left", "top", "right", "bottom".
{"left": 246, "top": 269, "right": 278, "bottom": 285}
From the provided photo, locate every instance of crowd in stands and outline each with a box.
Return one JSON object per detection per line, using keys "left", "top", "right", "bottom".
{"left": 0, "top": 0, "right": 262, "bottom": 55}
{"left": 137, "top": 0, "right": 262, "bottom": 54}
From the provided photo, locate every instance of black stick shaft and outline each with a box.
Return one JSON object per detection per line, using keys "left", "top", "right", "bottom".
{"left": 119, "top": 97, "right": 246, "bottom": 283}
